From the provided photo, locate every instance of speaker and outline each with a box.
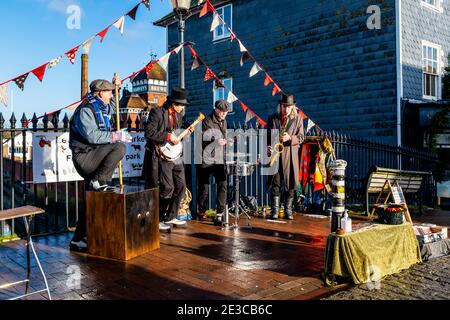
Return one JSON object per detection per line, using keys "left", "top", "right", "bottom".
{"left": 86, "top": 186, "right": 160, "bottom": 261}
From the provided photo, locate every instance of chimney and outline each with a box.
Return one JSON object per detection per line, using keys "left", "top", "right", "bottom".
{"left": 81, "top": 54, "right": 89, "bottom": 99}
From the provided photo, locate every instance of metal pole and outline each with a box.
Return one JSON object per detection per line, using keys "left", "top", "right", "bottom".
{"left": 331, "top": 160, "right": 347, "bottom": 233}
{"left": 179, "top": 13, "right": 185, "bottom": 89}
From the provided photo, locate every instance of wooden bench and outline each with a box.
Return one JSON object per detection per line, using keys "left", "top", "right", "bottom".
{"left": 365, "top": 166, "right": 432, "bottom": 217}
{"left": 0, "top": 206, "right": 51, "bottom": 300}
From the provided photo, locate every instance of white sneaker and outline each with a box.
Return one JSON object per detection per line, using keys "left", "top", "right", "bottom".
{"left": 166, "top": 218, "right": 187, "bottom": 227}
{"left": 159, "top": 222, "right": 171, "bottom": 232}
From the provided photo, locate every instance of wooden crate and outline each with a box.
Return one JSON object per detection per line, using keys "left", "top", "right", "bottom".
{"left": 86, "top": 186, "right": 160, "bottom": 261}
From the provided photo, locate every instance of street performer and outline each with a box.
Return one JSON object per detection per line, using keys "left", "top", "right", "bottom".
{"left": 69, "top": 76, "right": 132, "bottom": 252}
{"left": 144, "top": 88, "right": 191, "bottom": 232}
{"left": 198, "top": 99, "right": 230, "bottom": 218}
{"left": 267, "top": 94, "right": 304, "bottom": 220}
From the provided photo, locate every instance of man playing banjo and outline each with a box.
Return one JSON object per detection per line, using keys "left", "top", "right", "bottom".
{"left": 144, "top": 88, "right": 191, "bottom": 232}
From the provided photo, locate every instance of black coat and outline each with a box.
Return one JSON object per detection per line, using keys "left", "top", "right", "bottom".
{"left": 201, "top": 112, "right": 227, "bottom": 168}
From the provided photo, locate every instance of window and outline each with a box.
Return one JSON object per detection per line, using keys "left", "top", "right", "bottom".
{"left": 421, "top": 0, "right": 443, "bottom": 12}
{"left": 213, "top": 78, "right": 233, "bottom": 113}
{"left": 213, "top": 4, "right": 232, "bottom": 41}
{"left": 422, "top": 41, "right": 441, "bottom": 100}
{"left": 154, "top": 97, "right": 159, "bottom": 104}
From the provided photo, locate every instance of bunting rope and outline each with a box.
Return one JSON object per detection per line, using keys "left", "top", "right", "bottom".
{"left": 198, "top": 0, "right": 322, "bottom": 133}
{"left": 0, "top": 0, "right": 151, "bottom": 100}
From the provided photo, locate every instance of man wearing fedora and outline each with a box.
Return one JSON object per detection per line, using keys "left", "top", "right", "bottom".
{"left": 144, "top": 87, "right": 190, "bottom": 232}
{"left": 69, "top": 75, "right": 132, "bottom": 252}
{"left": 198, "top": 99, "right": 230, "bottom": 220}
{"left": 267, "top": 94, "right": 304, "bottom": 220}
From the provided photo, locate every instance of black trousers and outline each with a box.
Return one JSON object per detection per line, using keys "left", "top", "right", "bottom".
{"left": 198, "top": 165, "right": 227, "bottom": 213}
{"left": 71, "top": 143, "right": 126, "bottom": 241}
{"left": 159, "top": 161, "right": 186, "bottom": 222}
{"left": 269, "top": 161, "right": 296, "bottom": 199}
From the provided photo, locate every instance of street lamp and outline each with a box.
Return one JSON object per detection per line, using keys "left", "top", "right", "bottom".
{"left": 171, "top": 0, "right": 191, "bottom": 89}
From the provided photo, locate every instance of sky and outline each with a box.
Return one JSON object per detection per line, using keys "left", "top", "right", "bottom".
{"left": 0, "top": 0, "right": 172, "bottom": 123}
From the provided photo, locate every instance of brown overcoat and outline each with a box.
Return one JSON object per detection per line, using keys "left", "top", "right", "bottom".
{"left": 267, "top": 111, "right": 305, "bottom": 190}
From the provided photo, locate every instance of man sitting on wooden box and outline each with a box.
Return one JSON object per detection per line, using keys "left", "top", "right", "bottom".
{"left": 68, "top": 76, "right": 132, "bottom": 252}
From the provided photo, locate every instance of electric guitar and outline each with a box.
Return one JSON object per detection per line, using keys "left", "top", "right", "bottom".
{"left": 156, "top": 113, "right": 205, "bottom": 162}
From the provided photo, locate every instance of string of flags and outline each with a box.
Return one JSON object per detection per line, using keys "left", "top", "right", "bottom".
{"left": 197, "top": 0, "right": 321, "bottom": 133}
{"left": 188, "top": 44, "right": 267, "bottom": 128}
{"left": 0, "top": 0, "right": 152, "bottom": 108}
{"left": 32, "top": 42, "right": 188, "bottom": 122}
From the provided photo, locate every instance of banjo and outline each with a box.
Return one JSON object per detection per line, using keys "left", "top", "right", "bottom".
{"left": 156, "top": 113, "right": 205, "bottom": 162}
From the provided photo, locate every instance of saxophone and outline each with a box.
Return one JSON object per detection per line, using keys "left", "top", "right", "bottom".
{"left": 268, "top": 115, "right": 291, "bottom": 167}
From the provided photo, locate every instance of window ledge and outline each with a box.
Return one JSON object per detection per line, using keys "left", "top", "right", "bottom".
{"left": 420, "top": 1, "right": 444, "bottom": 13}
{"left": 423, "top": 95, "right": 439, "bottom": 101}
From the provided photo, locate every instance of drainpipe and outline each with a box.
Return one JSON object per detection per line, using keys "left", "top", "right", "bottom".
{"left": 396, "top": 0, "right": 403, "bottom": 168}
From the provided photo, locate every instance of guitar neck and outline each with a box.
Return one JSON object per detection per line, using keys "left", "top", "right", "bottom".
{"left": 178, "top": 118, "right": 202, "bottom": 141}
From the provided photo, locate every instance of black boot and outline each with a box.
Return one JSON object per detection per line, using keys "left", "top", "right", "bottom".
{"left": 271, "top": 196, "right": 280, "bottom": 219}
{"left": 285, "top": 197, "right": 294, "bottom": 220}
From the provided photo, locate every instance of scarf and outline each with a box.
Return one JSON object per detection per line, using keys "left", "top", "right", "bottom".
{"left": 87, "top": 93, "right": 111, "bottom": 131}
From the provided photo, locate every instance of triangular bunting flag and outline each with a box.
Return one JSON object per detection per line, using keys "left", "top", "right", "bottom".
{"left": 188, "top": 45, "right": 197, "bottom": 58}
{"left": 0, "top": 83, "right": 8, "bottom": 107}
{"left": 264, "top": 74, "right": 272, "bottom": 86}
{"left": 306, "top": 119, "right": 315, "bottom": 133}
{"left": 191, "top": 58, "right": 201, "bottom": 71}
{"left": 66, "top": 46, "right": 80, "bottom": 65}
{"left": 214, "top": 79, "right": 224, "bottom": 89}
{"left": 272, "top": 84, "right": 281, "bottom": 96}
{"left": 48, "top": 55, "right": 63, "bottom": 69}
{"left": 113, "top": 16, "right": 125, "bottom": 35}
{"left": 31, "top": 64, "right": 47, "bottom": 82}
{"left": 258, "top": 118, "right": 267, "bottom": 128}
{"left": 249, "top": 62, "right": 262, "bottom": 77}
{"left": 145, "top": 61, "right": 157, "bottom": 74}
{"left": 230, "top": 31, "right": 237, "bottom": 42}
{"left": 158, "top": 52, "right": 171, "bottom": 71}
{"left": 82, "top": 37, "right": 95, "bottom": 54}
{"left": 240, "top": 52, "right": 251, "bottom": 67}
{"left": 14, "top": 74, "right": 29, "bottom": 91}
{"left": 68, "top": 100, "right": 84, "bottom": 111}
{"left": 97, "top": 26, "right": 110, "bottom": 43}
{"left": 142, "top": 0, "right": 150, "bottom": 11}
{"left": 227, "top": 92, "right": 238, "bottom": 103}
{"left": 238, "top": 40, "right": 247, "bottom": 53}
{"left": 210, "top": 14, "right": 221, "bottom": 32}
{"left": 240, "top": 101, "right": 248, "bottom": 112}
{"left": 199, "top": 0, "right": 214, "bottom": 18}
{"left": 298, "top": 109, "right": 308, "bottom": 120}
{"left": 173, "top": 44, "right": 183, "bottom": 54}
{"left": 127, "top": 4, "right": 140, "bottom": 20}
{"left": 204, "top": 68, "right": 215, "bottom": 81}
{"left": 245, "top": 110, "right": 255, "bottom": 123}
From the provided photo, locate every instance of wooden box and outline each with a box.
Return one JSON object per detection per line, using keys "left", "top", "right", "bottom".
{"left": 86, "top": 186, "right": 160, "bottom": 261}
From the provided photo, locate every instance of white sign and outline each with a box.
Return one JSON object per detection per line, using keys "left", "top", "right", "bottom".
{"left": 112, "top": 133, "right": 146, "bottom": 178}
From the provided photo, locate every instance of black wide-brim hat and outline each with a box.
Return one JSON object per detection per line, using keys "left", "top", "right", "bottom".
{"left": 279, "top": 94, "right": 296, "bottom": 105}
{"left": 167, "top": 87, "right": 190, "bottom": 105}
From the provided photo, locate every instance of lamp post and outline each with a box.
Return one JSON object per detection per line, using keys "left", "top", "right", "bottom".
{"left": 170, "top": 0, "right": 191, "bottom": 89}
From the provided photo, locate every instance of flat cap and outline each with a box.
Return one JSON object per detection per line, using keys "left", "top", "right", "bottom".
{"left": 215, "top": 99, "right": 231, "bottom": 111}
{"left": 89, "top": 79, "right": 115, "bottom": 92}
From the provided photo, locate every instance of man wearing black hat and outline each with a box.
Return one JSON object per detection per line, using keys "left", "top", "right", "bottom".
{"left": 68, "top": 76, "right": 132, "bottom": 251}
{"left": 198, "top": 99, "right": 230, "bottom": 218}
{"left": 267, "top": 94, "right": 304, "bottom": 220}
{"left": 144, "top": 88, "right": 190, "bottom": 232}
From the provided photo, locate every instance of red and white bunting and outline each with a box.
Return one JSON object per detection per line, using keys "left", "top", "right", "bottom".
{"left": 31, "top": 64, "right": 47, "bottom": 82}
{"left": 67, "top": 100, "right": 84, "bottom": 111}
{"left": 240, "top": 52, "right": 250, "bottom": 67}
{"left": 66, "top": 46, "right": 80, "bottom": 65}
{"left": 97, "top": 26, "right": 110, "bottom": 43}
{"left": 245, "top": 110, "right": 255, "bottom": 123}
{"left": 249, "top": 62, "right": 262, "bottom": 77}
{"left": 113, "top": 16, "right": 125, "bottom": 35}
{"left": 173, "top": 44, "right": 183, "bottom": 55}
{"left": 0, "top": 83, "right": 8, "bottom": 107}
{"left": 210, "top": 14, "right": 221, "bottom": 32}
{"left": 306, "top": 119, "right": 315, "bottom": 133}
{"left": 199, "top": 0, "right": 214, "bottom": 18}
{"left": 204, "top": 68, "right": 215, "bottom": 81}
{"left": 48, "top": 55, "right": 63, "bottom": 69}
{"left": 127, "top": 4, "right": 140, "bottom": 20}
{"left": 258, "top": 118, "right": 267, "bottom": 128}
{"left": 272, "top": 84, "right": 281, "bottom": 96}
{"left": 82, "top": 37, "right": 95, "bottom": 54}
{"left": 240, "top": 101, "right": 248, "bottom": 112}
{"left": 191, "top": 58, "right": 201, "bottom": 70}
{"left": 298, "top": 109, "right": 308, "bottom": 120}
{"left": 227, "top": 92, "right": 238, "bottom": 103}
{"left": 158, "top": 52, "right": 171, "bottom": 71}
{"left": 142, "top": 0, "right": 150, "bottom": 11}
{"left": 14, "top": 73, "right": 29, "bottom": 91}
{"left": 264, "top": 74, "right": 272, "bottom": 86}
{"left": 238, "top": 40, "right": 247, "bottom": 53}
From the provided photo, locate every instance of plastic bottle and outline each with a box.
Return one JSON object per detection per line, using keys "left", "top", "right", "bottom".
{"left": 340, "top": 210, "right": 352, "bottom": 233}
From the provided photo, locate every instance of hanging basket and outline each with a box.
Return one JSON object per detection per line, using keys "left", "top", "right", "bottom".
{"left": 375, "top": 204, "right": 405, "bottom": 225}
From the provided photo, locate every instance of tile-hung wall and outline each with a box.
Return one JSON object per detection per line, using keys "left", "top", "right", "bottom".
{"left": 166, "top": 0, "right": 398, "bottom": 144}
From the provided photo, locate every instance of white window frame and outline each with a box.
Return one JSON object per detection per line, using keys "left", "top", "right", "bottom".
{"left": 422, "top": 40, "right": 442, "bottom": 101}
{"left": 213, "top": 78, "right": 234, "bottom": 113}
{"left": 420, "top": 0, "right": 444, "bottom": 13}
{"left": 213, "top": 4, "right": 232, "bottom": 42}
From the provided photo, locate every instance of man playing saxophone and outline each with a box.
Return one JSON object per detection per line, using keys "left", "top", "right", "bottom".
{"left": 267, "top": 94, "right": 304, "bottom": 220}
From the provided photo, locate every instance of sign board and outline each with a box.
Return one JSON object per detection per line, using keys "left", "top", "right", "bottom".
{"left": 391, "top": 184, "right": 406, "bottom": 204}
{"left": 112, "top": 133, "right": 146, "bottom": 178}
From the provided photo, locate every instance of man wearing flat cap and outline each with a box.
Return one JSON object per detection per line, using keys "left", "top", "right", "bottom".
{"left": 197, "top": 99, "right": 230, "bottom": 219}
{"left": 144, "top": 87, "right": 191, "bottom": 232}
{"left": 267, "top": 94, "right": 304, "bottom": 220}
{"left": 68, "top": 75, "right": 132, "bottom": 252}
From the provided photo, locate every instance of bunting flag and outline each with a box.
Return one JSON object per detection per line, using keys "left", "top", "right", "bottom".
{"left": 113, "top": 16, "right": 125, "bottom": 35}
{"left": 230, "top": 31, "right": 237, "bottom": 42}
{"left": 67, "top": 100, "right": 84, "bottom": 111}
{"left": 0, "top": 84, "right": 8, "bottom": 107}
{"left": 48, "top": 55, "right": 63, "bottom": 69}
{"left": 272, "top": 84, "right": 281, "bottom": 96}
{"left": 204, "top": 68, "right": 215, "bottom": 81}
{"left": 191, "top": 58, "right": 201, "bottom": 70}
{"left": 240, "top": 52, "right": 251, "bottom": 67}
{"left": 142, "top": 0, "right": 150, "bottom": 11}
{"left": 199, "top": 0, "right": 214, "bottom": 18}
{"left": 31, "top": 64, "right": 47, "bottom": 82}
{"left": 238, "top": 40, "right": 247, "bottom": 53}
{"left": 240, "top": 101, "right": 248, "bottom": 112}
{"left": 158, "top": 52, "right": 171, "bottom": 71}
{"left": 245, "top": 110, "right": 255, "bottom": 123}
{"left": 227, "top": 92, "right": 238, "bottom": 103}
{"left": 127, "top": 4, "right": 140, "bottom": 20}
{"left": 14, "top": 74, "right": 29, "bottom": 91}
{"left": 298, "top": 109, "right": 308, "bottom": 120}
{"left": 145, "top": 61, "right": 157, "bottom": 74}
{"left": 306, "top": 119, "right": 315, "bottom": 133}
{"left": 214, "top": 79, "right": 224, "bottom": 89}
{"left": 264, "top": 74, "right": 272, "bottom": 86}
{"left": 82, "top": 37, "right": 95, "bottom": 54}
{"left": 258, "top": 118, "right": 267, "bottom": 128}
{"left": 173, "top": 44, "right": 183, "bottom": 54}
{"left": 97, "top": 26, "right": 110, "bottom": 43}
{"left": 210, "top": 14, "right": 221, "bottom": 32}
{"left": 66, "top": 46, "right": 79, "bottom": 65}
{"left": 249, "top": 62, "right": 262, "bottom": 77}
